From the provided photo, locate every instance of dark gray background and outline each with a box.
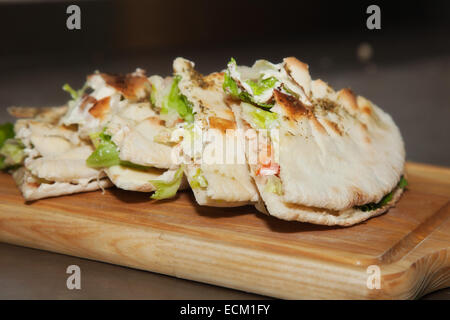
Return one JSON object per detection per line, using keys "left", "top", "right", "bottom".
{"left": 0, "top": 0, "right": 449, "bottom": 299}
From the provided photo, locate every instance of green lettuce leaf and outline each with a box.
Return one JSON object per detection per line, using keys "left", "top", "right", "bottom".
{"left": 398, "top": 176, "right": 408, "bottom": 189}
{"left": 150, "top": 165, "right": 184, "bottom": 200}
{"left": 0, "top": 123, "right": 14, "bottom": 147}
{"left": 264, "top": 176, "right": 282, "bottom": 195}
{"left": 62, "top": 83, "right": 86, "bottom": 100}
{"left": 0, "top": 123, "right": 22, "bottom": 170}
{"left": 161, "top": 76, "right": 194, "bottom": 123}
{"left": 223, "top": 58, "right": 274, "bottom": 109}
{"left": 223, "top": 69, "right": 240, "bottom": 97}
{"left": 357, "top": 176, "right": 408, "bottom": 212}
{"left": 242, "top": 102, "right": 278, "bottom": 129}
{"left": 150, "top": 83, "right": 157, "bottom": 106}
{"left": 0, "top": 139, "right": 25, "bottom": 170}
{"left": 190, "top": 168, "right": 208, "bottom": 189}
{"left": 245, "top": 77, "right": 278, "bottom": 96}
{"left": 86, "top": 131, "right": 121, "bottom": 168}
{"left": 87, "top": 130, "right": 155, "bottom": 170}
{"left": 119, "top": 161, "right": 153, "bottom": 171}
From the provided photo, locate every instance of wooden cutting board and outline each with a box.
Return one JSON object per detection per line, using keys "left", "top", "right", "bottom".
{"left": 0, "top": 162, "right": 449, "bottom": 299}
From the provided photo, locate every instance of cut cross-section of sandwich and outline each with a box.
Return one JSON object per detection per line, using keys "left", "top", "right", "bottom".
{"left": 224, "top": 57, "right": 406, "bottom": 226}
{"left": 2, "top": 106, "right": 112, "bottom": 201}
{"left": 60, "top": 69, "right": 187, "bottom": 199}
{"left": 165, "top": 57, "right": 259, "bottom": 206}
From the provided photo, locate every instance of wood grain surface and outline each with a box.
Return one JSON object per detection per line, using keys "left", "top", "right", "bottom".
{"left": 0, "top": 162, "right": 448, "bottom": 299}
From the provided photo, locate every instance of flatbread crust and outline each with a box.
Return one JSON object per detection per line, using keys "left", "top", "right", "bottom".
{"left": 13, "top": 167, "right": 112, "bottom": 202}
{"left": 174, "top": 57, "right": 259, "bottom": 206}
{"left": 255, "top": 182, "right": 404, "bottom": 226}
{"left": 9, "top": 106, "right": 112, "bottom": 201}
{"left": 8, "top": 105, "right": 68, "bottom": 123}
{"left": 60, "top": 71, "right": 188, "bottom": 193}
{"left": 105, "top": 165, "right": 188, "bottom": 192}
{"left": 229, "top": 57, "right": 406, "bottom": 225}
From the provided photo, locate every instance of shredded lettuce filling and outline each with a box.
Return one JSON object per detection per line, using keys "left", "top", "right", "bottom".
{"left": 241, "top": 102, "right": 278, "bottom": 129}
{"left": 223, "top": 67, "right": 240, "bottom": 97}
{"left": 0, "top": 140, "right": 25, "bottom": 170}
{"left": 265, "top": 176, "right": 283, "bottom": 195}
{"left": 245, "top": 77, "right": 278, "bottom": 96}
{"left": 223, "top": 58, "right": 275, "bottom": 109}
{"left": 0, "top": 123, "right": 14, "bottom": 147}
{"left": 119, "top": 161, "right": 153, "bottom": 171}
{"left": 0, "top": 123, "right": 24, "bottom": 170}
{"left": 87, "top": 129, "right": 152, "bottom": 170}
{"left": 87, "top": 131, "right": 121, "bottom": 168}
{"left": 190, "top": 168, "right": 208, "bottom": 189}
{"left": 161, "top": 75, "right": 194, "bottom": 123}
{"left": 356, "top": 176, "right": 408, "bottom": 212}
{"left": 150, "top": 165, "right": 184, "bottom": 200}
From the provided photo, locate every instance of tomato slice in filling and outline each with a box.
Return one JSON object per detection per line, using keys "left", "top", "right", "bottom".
{"left": 256, "top": 143, "right": 280, "bottom": 176}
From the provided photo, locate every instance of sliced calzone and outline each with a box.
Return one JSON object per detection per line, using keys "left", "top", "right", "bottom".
{"left": 156, "top": 57, "right": 259, "bottom": 206}
{"left": 1, "top": 106, "right": 112, "bottom": 201}
{"left": 60, "top": 69, "right": 187, "bottom": 198}
{"left": 224, "top": 57, "right": 406, "bottom": 226}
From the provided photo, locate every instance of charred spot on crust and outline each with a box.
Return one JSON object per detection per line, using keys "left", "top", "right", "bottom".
{"left": 273, "top": 89, "right": 312, "bottom": 120}
{"left": 315, "top": 98, "right": 339, "bottom": 112}
{"left": 361, "top": 105, "right": 372, "bottom": 115}
{"left": 89, "top": 96, "right": 110, "bottom": 119}
{"left": 310, "top": 116, "right": 326, "bottom": 134}
{"left": 337, "top": 88, "right": 358, "bottom": 111}
{"left": 224, "top": 95, "right": 241, "bottom": 106}
{"left": 204, "top": 72, "right": 224, "bottom": 83}
{"left": 100, "top": 73, "right": 149, "bottom": 100}
{"left": 324, "top": 119, "right": 342, "bottom": 136}
{"left": 182, "top": 62, "right": 210, "bottom": 89}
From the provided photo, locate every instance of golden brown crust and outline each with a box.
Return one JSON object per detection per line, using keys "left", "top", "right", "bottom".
{"left": 88, "top": 96, "right": 110, "bottom": 119}
{"left": 100, "top": 73, "right": 149, "bottom": 100}
{"left": 310, "top": 116, "right": 326, "bottom": 134}
{"left": 337, "top": 88, "right": 358, "bottom": 111}
{"left": 283, "top": 57, "right": 311, "bottom": 94}
{"left": 273, "top": 89, "right": 311, "bottom": 120}
{"left": 283, "top": 57, "right": 309, "bottom": 75}
{"left": 209, "top": 116, "right": 236, "bottom": 133}
{"left": 324, "top": 119, "right": 342, "bottom": 136}
{"left": 361, "top": 105, "right": 372, "bottom": 116}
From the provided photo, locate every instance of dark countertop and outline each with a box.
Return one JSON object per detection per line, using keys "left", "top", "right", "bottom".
{"left": 0, "top": 34, "right": 449, "bottom": 299}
